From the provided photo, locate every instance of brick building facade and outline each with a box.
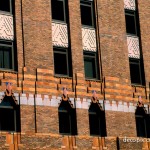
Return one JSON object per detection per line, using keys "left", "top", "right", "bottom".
{"left": 0, "top": 0, "right": 150, "bottom": 149}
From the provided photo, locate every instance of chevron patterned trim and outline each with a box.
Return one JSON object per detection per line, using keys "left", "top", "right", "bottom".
{"left": 82, "top": 27, "right": 97, "bottom": 52}
{"left": 127, "top": 35, "right": 140, "bottom": 59}
{"left": 52, "top": 22, "right": 68, "bottom": 48}
{"left": 124, "top": 0, "right": 136, "bottom": 10}
{"left": 0, "top": 14, "right": 14, "bottom": 40}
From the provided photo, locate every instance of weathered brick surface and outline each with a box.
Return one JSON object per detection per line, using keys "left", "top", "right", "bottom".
{"left": 21, "top": 0, "right": 53, "bottom": 73}
{"left": 36, "top": 106, "right": 59, "bottom": 134}
{"left": 105, "top": 137, "right": 117, "bottom": 150}
{"left": 20, "top": 134, "right": 62, "bottom": 150}
{"left": 76, "top": 136, "right": 93, "bottom": 150}
{"left": 0, "top": 0, "right": 150, "bottom": 150}
{"left": 97, "top": 0, "right": 130, "bottom": 80}
{"left": 76, "top": 109, "right": 89, "bottom": 135}
{"left": 20, "top": 106, "right": 35, "bottom": 133}
{"left": 138, "top": 0, "right": 150, "bottom": 90}
{"left": 119, "top": 137, "right": 143, "bottom": 150}
{"left": 15, "top": 0, "right": 24, "bottom": 74}
{"left": 105, "top": 111, "right": 136, "bottom": 137}
{"left": 68, "top": 0, "right": 84, "bottom": 76}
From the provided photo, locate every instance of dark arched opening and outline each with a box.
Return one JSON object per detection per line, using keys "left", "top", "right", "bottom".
{"left": 135, "top": 103, "right": 150, "bottom": 138}
{"left": 58, "top": 95, "right": 77, "bottom": 135}
{"left": 89, "top": 100, "right": 106, "bottom": 136}
{"left": 0, "top": 95, "right": 20, "bottom": 132}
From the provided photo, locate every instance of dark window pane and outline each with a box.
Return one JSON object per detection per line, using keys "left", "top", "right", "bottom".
{"left": 136, "top": 116, "right": 146, "bottom": 137}
{"left": 146, "top": 115, "right": 150, "bottom": 138}
{"left": 54, "top": 52, "right": 68, "bottom": 75}
{"left": 58, "top": 101, "right": 77, "bottom": 135}
{"left": 89, "top": 113, "right": 100, "bottom": 135}
{"left": 125, "top": 14, "right": 136, "bottom": 35}
{"left": 130, "top": 60, "right": 141, "bottom": 84}
{"left": 59, "top": 111, "right": 71, "bottom": 134}
{"left": 0, "top": 50, "right": 3, "bottom": 68}
{"left": 89, "top": 104, "right": 106, "bottom": 136}
{"left": 81, "top": 4, "right": 93, "bottom": 26}
{"left": 0, "top": 46, "right": 12, "bottom": 69}
{"left": 52, "top": 0, "right": 65, "bottom": 21}
{"left": 0, "top": 0, "right": 10, "bottom": 12}
{"left": 0, "top": 109, "right": 15, "bottom": 131}
{"left": 4, "top": 48, "right": 12, "bottom": 69}
{"left": 84, "top": 56, "right": 96, "bottom": 78}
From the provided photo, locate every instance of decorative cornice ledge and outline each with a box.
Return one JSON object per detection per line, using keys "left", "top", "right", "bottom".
{"left": 0, "top": 92, "right": 149, "bottom": 114}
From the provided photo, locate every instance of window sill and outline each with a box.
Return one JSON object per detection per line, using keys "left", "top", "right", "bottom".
{"left": 54, "top": 74, "right": 72, "bottom": 79}
{"left": 0, "top": 69, "right": 17, "bottom": 74}
{"left": 52, "top": 20, "right": 67, "bottom": 25}
{"left": 82, "top": 25, "right": 95, "bottom": 29}
{"left": 85, "top": 78, "right": 102, "bottom": 82}
{"left": 131, "top": 84, "right": 145, "bottom": 88}
{"left": 0, "top": 11, "right": 13, "bottom": 16}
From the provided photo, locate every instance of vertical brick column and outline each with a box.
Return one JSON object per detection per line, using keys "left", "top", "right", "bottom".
{"left": 68, "top": 0, "right": 84, "bottom": 76}
{"left": 76, "top": 109, "right": 89, "bottom": 136}
{"left": 20, "top": 105, "right": 35, "bottom": 133}
{"left": 97, "top": 0, "right": 130, "bottom": 80}
{"left": 22, "top": 0, "right": 53, "bottom": 73}
{"left": 138, "top": 0, "right": 150, "bottom": 99}
{"left": 15, "top": 0, "right": 24, "bottom": 74}
{"left": 36, "top": 106, "right": 59, "bottom": 134}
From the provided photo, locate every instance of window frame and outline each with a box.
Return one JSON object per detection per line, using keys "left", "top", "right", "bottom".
{"left": 53, "top": 47, "right": 70, "bottom": 77}
{"left": 135, "top": 108, "right": 150, "bottom": 138}
{"left": 0, "top": 0, "right": 13, "bottom": 14}
{"left": 88, "top": 103, "right": 107, "bottom": 136}
{"left": 0, "top": 40, "right": 14, "bottom": 70}
{"left": 129, "top": 58, "right": 145, "bottom": 86}
{"left": 80, "top": 0, "right": 95, "bottom": 27}
{"left": 58, "top": 101, "right": 77, "bottom": 135}
{"left": 125, "top": 9, "right": 138, "bottom": 36}
{"left": 84, "top": 51, "right": 99, "bottom": 80}
{"left": 51, "top": 0, "right": 67, "bottom": 23}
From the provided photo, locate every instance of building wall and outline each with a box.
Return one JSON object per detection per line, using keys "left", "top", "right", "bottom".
{"left": 0, "top": 0, "right": 150, "bottom": 149}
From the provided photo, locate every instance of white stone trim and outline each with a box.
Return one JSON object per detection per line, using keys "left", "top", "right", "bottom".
{"left": 82, "top": 27, "right": 97, "bottom": 52}
{"left": 52, "top": 22, "right": 68, "bottom": 47}
{"left": 0, "top": 13, "right": 14, "bottom": 40}
{"left": 124, "top": 0, "right": 136, "bottom": 10}
{"left": 127, "top": 35, "right": 140, "bottom": 59}
{"left": 0, "top": 91, "right": 149, "bottom": 114}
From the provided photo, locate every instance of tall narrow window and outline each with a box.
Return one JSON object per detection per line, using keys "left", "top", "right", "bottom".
{"left": 0, "top": 41, "right": 13, "bottom": 69}
{"left": 125, "top": 10, "right": 137, "bottom": 35}
{"left": 58, "top": 94, "right": 77, "bottom": 135}
{"left": 89, "top": 94, "right": 106, "bottom": 136}
{"left": 124, "top": 0, "right": 145, "bottom": 85}
{"left": 84, "top": 51, "right": 98, "bottom": 79}
{"left": 54, "top": 47, "right": 71, "bottom": 76}
{"left": 0, "top": 0, "right": 16, "bottom": 71}
{"left": 135, "top": 101, "right": 150, "bottom": 138}
{"left": 0, "top": 85, "right": 20, "bottom": 132}
{"left": 80, "top": 0, "right": 100, "bottom": 80}
{"left": 51, "top": 0, "right": 67, "bottom": 22}
{"left": 51, "top": 0, "right": 72, "bottom": 76}
{"left": 0, "top": 0, "right": 12, "bottom": 13}
{"left": 80, "top": 0, "right": 95, "bottom": 27}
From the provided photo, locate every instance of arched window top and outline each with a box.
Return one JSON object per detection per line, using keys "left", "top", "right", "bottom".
{"left": 89, "top": 96, "right": 103, "bottom": 113}
{"left": 135, "top": 100, "right": 147, "bottom": 116}
{"left": 0, "top": 82, "right": 17, "bottom": 108}
{"left": 58, "top": 94, "right": 73, "bottom": 111}
{"left": 58, "top": 90, "right": 77, "bottom": 135}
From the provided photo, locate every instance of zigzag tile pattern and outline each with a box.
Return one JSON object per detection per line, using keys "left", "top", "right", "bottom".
{"left": 82, "top": 27, "right": 97, "bottom": 52}
{"left": 52, "top": 22, "right": 68, "bottom": 47}
{"left": 0, "top": 14, "right": 14, "bottom": 40}
{"left": 124, "top": 0, "right": 136, "bottom": 10}
{"left": 127, "top": 36, "right": 140, "bottom": 59}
